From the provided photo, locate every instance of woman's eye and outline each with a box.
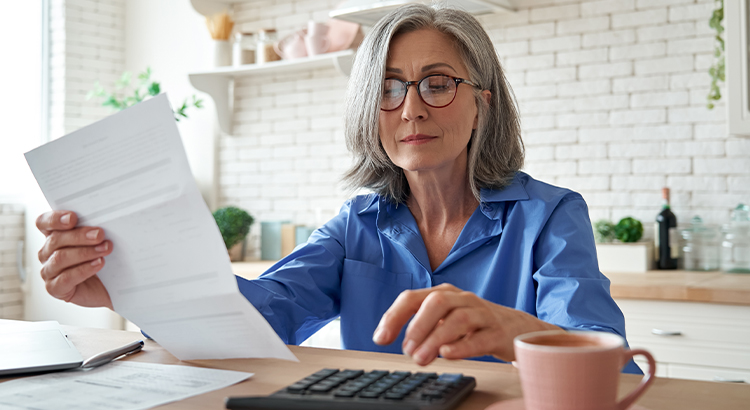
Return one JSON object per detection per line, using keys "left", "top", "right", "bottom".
{"left": 384, "top": 88, "right": 400, "bottom": 97}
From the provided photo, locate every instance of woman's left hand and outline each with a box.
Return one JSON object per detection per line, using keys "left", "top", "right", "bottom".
{"left": 372, "top": 283, "right": 560, "bottom": 366}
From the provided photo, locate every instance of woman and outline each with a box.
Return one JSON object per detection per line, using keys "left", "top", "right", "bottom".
{"left": 35, "top": 4, "right": 640, "bottom": 373}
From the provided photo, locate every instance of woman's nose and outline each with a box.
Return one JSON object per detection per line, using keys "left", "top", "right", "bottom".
{"left": 401, "top": 85, "right": 428, "bottom": 121}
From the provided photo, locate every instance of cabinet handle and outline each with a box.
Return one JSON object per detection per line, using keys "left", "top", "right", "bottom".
{"left": 713, "top": 376, "right": 746, "bottom": 383}
{"left": 651, "top": 328, "right": 683, "bottom": 336}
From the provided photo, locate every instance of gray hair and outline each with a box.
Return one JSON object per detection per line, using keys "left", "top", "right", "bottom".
{"left": 342, "top": 3, "right": 524, "bottom": 204}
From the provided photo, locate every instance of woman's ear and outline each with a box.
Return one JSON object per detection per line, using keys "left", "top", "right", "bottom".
{"left": 482, "top": 90, "right": 492, "bottom": 106}
{"left": 473, "top": 90, "right": 492, "bottom": 129}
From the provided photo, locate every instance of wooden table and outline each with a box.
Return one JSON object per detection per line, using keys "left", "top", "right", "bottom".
{"left": 234, "top": 262, "right": 750, "bottom": 305}
{"left": 3, "top": 324, "right": 743, "bottom": 410}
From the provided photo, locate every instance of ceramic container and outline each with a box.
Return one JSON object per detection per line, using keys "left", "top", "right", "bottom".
{"left": 514, "top": 330, "right": 656, "bottom": 410}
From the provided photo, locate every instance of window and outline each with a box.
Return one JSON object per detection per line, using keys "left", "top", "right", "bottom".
{"left": 0, "top": 0, "right": 46, "bottom": 203}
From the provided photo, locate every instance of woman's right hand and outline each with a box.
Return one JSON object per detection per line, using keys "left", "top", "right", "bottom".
{"left": 36, "top": 211, "right": 114, "bottom": 309}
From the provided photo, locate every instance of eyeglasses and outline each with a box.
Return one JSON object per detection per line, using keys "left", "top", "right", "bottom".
{"left": 380, "top": 74, "right": 481, "bottom": 111}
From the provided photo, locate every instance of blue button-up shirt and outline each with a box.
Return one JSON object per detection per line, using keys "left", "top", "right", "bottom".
{"left": 237, "top": 172, "right": 641, "bottom": 374}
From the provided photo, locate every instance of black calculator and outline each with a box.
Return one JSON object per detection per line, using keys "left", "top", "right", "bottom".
{"left": 225, "top": 368, "right": 476, "bottom": 410}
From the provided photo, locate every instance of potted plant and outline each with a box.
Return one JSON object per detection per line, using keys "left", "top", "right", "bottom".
{"left": 594, "top": 217, "right": 653, "bottom": 274}
{"left": 213, "top": 206, "right": 254, "bottom": 261}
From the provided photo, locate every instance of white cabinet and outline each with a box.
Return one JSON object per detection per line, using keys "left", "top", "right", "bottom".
{"left": 616, "top": 299, "right": 750, "bottom": 383}
{"left": 726, "top": 0, "right": 750, "bottom": 136}
{"left": 301, "top": 319, "right": 342, "bottom": 350}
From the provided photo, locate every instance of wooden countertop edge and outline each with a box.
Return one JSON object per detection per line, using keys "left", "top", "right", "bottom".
{"left": 610, "top": 286, "right": 750, "bottom": 305}
{"left": 233, "top": 262, "right": 750, "bottom": 306}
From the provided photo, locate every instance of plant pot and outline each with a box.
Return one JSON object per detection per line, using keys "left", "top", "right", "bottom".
{"left": 228, "top": 238, "right": 246, "bottom": 262}
{"left": 596, "top": 242, "right": 654, "bottom": 274}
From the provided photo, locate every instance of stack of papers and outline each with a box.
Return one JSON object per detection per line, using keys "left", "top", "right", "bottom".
{"left": 25, "top": 94, "right": 296, "bottom": 362}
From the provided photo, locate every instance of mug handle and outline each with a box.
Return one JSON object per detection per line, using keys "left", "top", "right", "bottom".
{"left": 273, "top": 40, "right": 286, "bottom": 60}
{"left": 616, "top": 349, "right": 657, "bottom": 410}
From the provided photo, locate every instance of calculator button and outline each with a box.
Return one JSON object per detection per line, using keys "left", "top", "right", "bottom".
{"left": 384, "top": 391, "right": 407, "bottom": 400}
{"left": 333, "top": 389, "right": 357, "bottom": 397}
{"left": 358, "top": 390, "right": 383, "bottom": 398}
{"left": 421, "top": 389, "right": 444, "bottom": 399}
{"left": 312, "top": 369, "right": 339, "bottom": 378}
{"left": 308, "top": 384, "right": 335, "bottom": 393}
{"left": 436, "top": 373, "right": 464, "bottom": 384}
{"left": 286, "top": 383, "right": 309, "bottom": 393}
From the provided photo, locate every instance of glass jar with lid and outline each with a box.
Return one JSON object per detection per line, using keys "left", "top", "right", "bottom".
{"left": 256, "top": 28, "right": 280, "bottom": 64}
{"left": 680, "top": 216, "right": 720, "bottom": 271}
{"left": 721, "top": 204, "right": 750, "bottom": 273}
{"left": 233, "top": 31, "right": 255, "bottom": 66}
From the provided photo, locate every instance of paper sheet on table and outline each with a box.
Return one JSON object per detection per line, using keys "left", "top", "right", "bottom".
{"left": 0, "top": 361, "right": 252, "bottom": 410}
{"left": 24, "top": 94, "right": 296, "bottom": 361}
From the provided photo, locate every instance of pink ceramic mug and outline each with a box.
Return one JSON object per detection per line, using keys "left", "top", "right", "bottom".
{"left": 514, "top": 330, "right": 656, "bottom": 410}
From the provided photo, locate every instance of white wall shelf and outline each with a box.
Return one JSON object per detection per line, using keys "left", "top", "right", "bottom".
{"left": 190, "top": 0, "right": 255, "bottom": 17}
{"left": 188, "top": 49, "right": 355, "bottom": 134}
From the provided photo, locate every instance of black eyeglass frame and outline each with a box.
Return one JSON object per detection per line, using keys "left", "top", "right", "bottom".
{"left": 380, "top": 74, "right": 482, "bottom": 111}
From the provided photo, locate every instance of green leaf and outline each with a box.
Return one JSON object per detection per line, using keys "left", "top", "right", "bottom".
{"left": 115, "top": 71, "right": 131, "bottom": 89}
{"left": 137, "top": 67, "right": 152, "bottom": 81}
{"left": 148, "top": 82, "right": 161, "bottom": 96}
{"left": 102, "top": 96, "right": 124, "bottom": 110}
{"left": 593, "top": 220, "right": 616, "bottom": 243}
{"left": 614, "top": 217, "right": 643, "bottom": 243}
{"left": 192, "top": 95, "right": 204, "bottom": 108}
{"left": 706, "top": 0, "right": 724, "bottom": 107}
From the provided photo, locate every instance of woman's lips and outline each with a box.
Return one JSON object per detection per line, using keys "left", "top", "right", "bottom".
{"left": 401, "top": 134, "right": 437, "bottom": 145}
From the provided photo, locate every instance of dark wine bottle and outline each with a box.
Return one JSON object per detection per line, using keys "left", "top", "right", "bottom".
{"left": 655, "top": 187, "right": 678, "bottom": 269}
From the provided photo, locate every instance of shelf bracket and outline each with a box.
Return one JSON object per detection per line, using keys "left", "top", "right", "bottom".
{"left": 189, "top": 73, "right": 233, "bottom": 135}
{"left": 333, "top": 53, "right": 354, "bottom": 77}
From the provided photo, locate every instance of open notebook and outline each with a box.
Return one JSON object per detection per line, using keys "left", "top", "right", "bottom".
{"left": 0, "top": 320, "right": 83, "bottom": 376}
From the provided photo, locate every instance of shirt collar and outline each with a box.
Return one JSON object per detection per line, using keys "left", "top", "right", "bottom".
{"left": 480, "top": 172, "right": 530, "bottom": 204}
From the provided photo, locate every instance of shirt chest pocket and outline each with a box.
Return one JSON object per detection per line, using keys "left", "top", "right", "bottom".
{"left": 340, "top": 258, "right": 413, "bottom": 317}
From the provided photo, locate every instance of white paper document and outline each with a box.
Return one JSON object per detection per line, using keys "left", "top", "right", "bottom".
{"left": 0, "top": 361, "right": 252, "bottom": 410}
{"left": 25, "top": 94, "right": 296, "bottom": 361}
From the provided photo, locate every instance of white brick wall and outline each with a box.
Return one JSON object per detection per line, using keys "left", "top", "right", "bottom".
{"left": 219, "top": 0, "right": 749, "bottom": 259}
{"left": 49, "top": 0, "right": 126, "bottom": 139}
{"left": 0, "top": 205, "right": 24, "bottom": 319}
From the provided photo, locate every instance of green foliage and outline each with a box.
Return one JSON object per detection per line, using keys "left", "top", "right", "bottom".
{"left": 593, "top": 219, "right": 616, "bottom": 243}
{"left": 614, "top": 217, "right": 644, "bottom": 243}
{"left": 707, "top": 0, "right": 724, "bottom": 109}
{"left": 213, "top": 206, "right": 254, "bottom": 250}
{"left": 87, "top": 67, "right": 203, "bottom": 121}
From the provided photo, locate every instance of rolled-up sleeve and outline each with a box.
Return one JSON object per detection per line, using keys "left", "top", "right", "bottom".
{"left": 532, "top": 194, "right": 642, "bottom": 374}
{"left": 236, "top": 201, "right": 351, "bottom": 345}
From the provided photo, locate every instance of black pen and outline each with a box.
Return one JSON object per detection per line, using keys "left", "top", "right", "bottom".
{"left": 81, "top": 340, "right": 145, "bottom": 369}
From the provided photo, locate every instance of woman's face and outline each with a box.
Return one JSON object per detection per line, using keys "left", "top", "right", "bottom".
{"left": 378, "top": 29, "right": 480, "bottom": 176}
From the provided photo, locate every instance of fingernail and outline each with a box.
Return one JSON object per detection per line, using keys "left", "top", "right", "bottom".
{"left": 403, "top": 340, "right": 416, "bottom": 356}
{"left": 373, "top": 327, "right": 386, "bottom": 344}
{"left": 91, "top": 258, "right": 102, "bottom": 266}
{"left": 60, "top": 213, "right": 71, "bottom": 225}
{"left": 95, "top": 242, "right": 108, "bottom": 252}
{"left": 413, "top": 347, "right": 427, "bottom": 363}
{"left": 414, "top": 347, "right": 435, "bottom": 364}
{"left": 86, "top": 229, "right": 99, "bottom": 240}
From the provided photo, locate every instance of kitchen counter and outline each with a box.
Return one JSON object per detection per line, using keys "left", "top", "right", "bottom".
{"left": 231, "top": 262, "right": 750, "bottom": 306}
{"left": 607, "top": 270, "right": 750, "bottom": 305}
